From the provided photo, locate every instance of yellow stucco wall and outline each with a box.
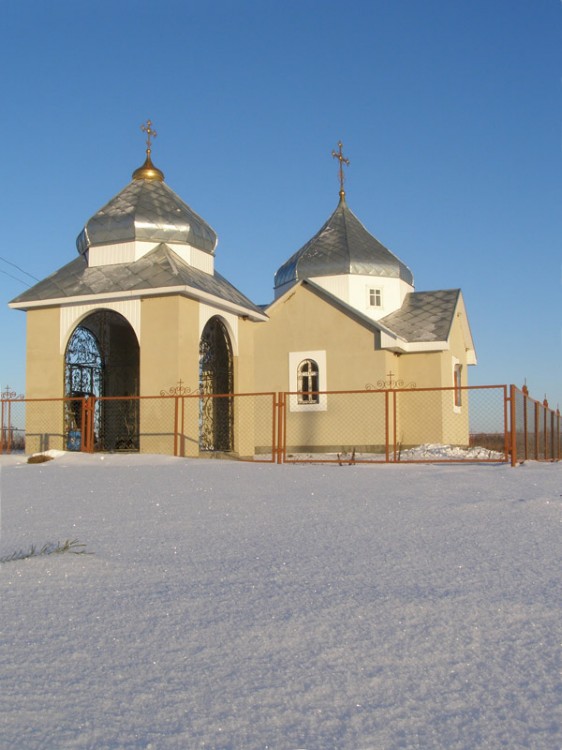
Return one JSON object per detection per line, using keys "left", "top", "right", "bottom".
{"left": 254, "top": 285, "right": 396, "bottom": 452}
{"left": 25, "top": 307, "right": 65, "bottom": 452}
{"left": 26, "top": 307, "right": 64, "bottom": 398}
{"left": 138, "top": 296, "right": 262, "bottom": 457}
{"left": 254, "top": 284, "right": 396, "bottom": 393}
{"left": 140, "top": 296, "right": 200, "bottom": 395}
{"left": 140, "top": 296, "right": 204, "bottom": 456}
{"left": 395, "top": 307, "right": 471, "bottom": 448}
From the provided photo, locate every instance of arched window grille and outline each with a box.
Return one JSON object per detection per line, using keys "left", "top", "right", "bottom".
{"left": 199, "top": 316, "right": 234, "bottom": 451}
{"left": 297, "top": 359, "right": 319, "bottom": 404}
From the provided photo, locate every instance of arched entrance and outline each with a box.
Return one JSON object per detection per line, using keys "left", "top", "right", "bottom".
{"left": 199, "top": 316, "right": 233, "bottom": 451}
{"left": 64, "top": 310, "right": 140, "bottom": 451}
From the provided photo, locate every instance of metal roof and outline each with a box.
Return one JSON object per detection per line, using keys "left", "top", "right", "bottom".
{"left": 379, "top": 289, "right": 461, "bottom": 342}
{"left": 10, "top": 244, "right": 265, "bottom": 318}
{"left": 274, "top": 198, "right": 414, "bottom": 290}
{"left": 76, "top": 179, "right": 217, "bottom": 256}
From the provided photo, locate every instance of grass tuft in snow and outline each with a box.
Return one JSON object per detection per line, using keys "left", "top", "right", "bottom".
{"left": 0, "top": 539, "right": 91, "bottom": 564}
{"left": 27, "top": 454, "right": 54, "bottom": 464}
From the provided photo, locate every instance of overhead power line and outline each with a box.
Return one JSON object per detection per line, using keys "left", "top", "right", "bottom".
{"left": 0, "top": 267, "right": 31, "bottom": 286}
{"left": 0, "top": 254, "right": 40, "bottom": 282}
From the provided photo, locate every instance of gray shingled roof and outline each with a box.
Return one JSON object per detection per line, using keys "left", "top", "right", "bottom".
{"left": 274, "top": 198, "right": 414, "bottom": 290}
{"left": 76, "top": 180, "right": 217, "bottom": 256}
{"left": 10, "top": 244, "right": 264, "bottom": 317}
{"left": 379, "top": 289, "right": 461, "bottom": 342}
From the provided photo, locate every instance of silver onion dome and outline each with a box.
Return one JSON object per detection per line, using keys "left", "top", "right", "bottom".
{"left": 76, "top": 178, "right": 218, "bottom": 256}
{"left": 274, "top": 197, "right": 414, "bottom": 290}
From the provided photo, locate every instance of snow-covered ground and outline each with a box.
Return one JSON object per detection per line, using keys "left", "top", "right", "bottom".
{"left": 0, "top": 453, "right": 560, "bottom": 750}
{"left": 286, "top": 443, "right": 505, "bottom": 464}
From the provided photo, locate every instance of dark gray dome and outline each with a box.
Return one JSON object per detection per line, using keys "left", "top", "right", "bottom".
{"left": 274, "top": 198, "right": 413, "bottom": 290}
{"left": 76, "top": 179, "right": 217, "bottom": 256}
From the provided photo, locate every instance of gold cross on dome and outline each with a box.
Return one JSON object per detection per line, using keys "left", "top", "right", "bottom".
{"left": 332, "top": 140, "right": 350, "bottom": 199}
{"left": 141, "top": 119, "right": 157, "bottom": 151}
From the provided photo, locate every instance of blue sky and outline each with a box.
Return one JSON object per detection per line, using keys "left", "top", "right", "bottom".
{"left": 1, "top": 0, "right": 561, "bottom": 407}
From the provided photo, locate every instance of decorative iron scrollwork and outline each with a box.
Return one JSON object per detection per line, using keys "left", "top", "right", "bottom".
{"left": 1, "top": 386, "right": 23, "bottom": 400}
{"left": 366, "top": 371, "right": 417, "bottom": 390}
{"left": 160, "top": 380, "right": 202, "bottom": 396}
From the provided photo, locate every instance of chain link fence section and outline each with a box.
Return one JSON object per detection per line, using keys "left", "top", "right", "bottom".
{"left": 280, "top": 385, "right": 509, "bottom": 464}
{"left": 282, "top": 389, "right": 388, "bottom": 463}
{"left": 393, "top": 385, "right": 508, "bottom": 462}
{"left": 230, "top": 392, "right": 277, "bottom": 462}
{"left": 0, "top": 397, "right": 26, "bottom": 453}
{"left": 175, "top": 392, "right": 277, "bottom": 461}
{"left": 1, "top": 398, "right": 76, "bottom": 455}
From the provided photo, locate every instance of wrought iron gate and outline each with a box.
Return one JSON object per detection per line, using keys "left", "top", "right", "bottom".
{"left": 64, "top": 312, "right": 140, "bottom": 451}
{"left": 199, "top": 317, "right": 233, "bottom": 451}
{"left": 65, "top": 326, "right": 103, "bottom": 450}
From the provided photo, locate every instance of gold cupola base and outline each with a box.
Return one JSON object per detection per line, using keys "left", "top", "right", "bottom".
{"left": 132, "top": 149, "right": 165, "bottom": 181}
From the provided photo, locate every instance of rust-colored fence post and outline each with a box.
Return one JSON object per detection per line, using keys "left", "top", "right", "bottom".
{"left": 77, "top": 397, "right": 84, "bottom": 452}
{"left": 550, "top": 410, "right": 555, "bottom": 460}
{"left": 522, "top": 385, "right": 528, "bottom": 460}
{"left": 503, "top": 385, "right": 510, "bottom": 462}
{"left": 392, "top": 389, "right": 397, "bottom": 462}
{"left": 276, "top": 392, "right": 284, "bottom": 464}
{"left": 509, "top": 385, "right": 517, "bottom": 467}
{"left": 270, "top": 393, "right": 277, "bottom": 464}
{"left": 79, "top": 397, "right": 85, "bottom": 451}
{"left": 556, "top": 409, "right": 562, "bottom": 460}
{"left": 180, "top": 396, "right": 185, "bottom": 458}
{"left": 80, "top": 397, "right": 93, "bottom": 452}
{"left": 543, "top": 398, "right": 549, "bottom": 459}
{"left": 533, "top": 401, "right": 539, "bottom": 460}
{"left": 173, "top": 396, "right": 179, "bottom": 457}
{"left": 1, "top": 399, "right": 5, "bottom": 453}
{"left": 384, "top": 389, "right": 390, "bottom": 463}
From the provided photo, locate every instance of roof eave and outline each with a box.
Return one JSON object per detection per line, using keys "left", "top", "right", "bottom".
{"left": 9, "top": 286, "right": 268, "bottom": 322}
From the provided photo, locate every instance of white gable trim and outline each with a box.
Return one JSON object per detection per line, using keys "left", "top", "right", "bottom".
{"left": 199, "top": 305, "right": 240, "bottom": 356}
{"left": 11, "top": 286, "right": 267, "bottom": 322}
{"left": 87, "top": 240, "right": 214, "bottom": 274}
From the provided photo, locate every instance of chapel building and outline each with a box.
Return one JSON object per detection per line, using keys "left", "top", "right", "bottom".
{"left": 10, "top": 129, "right": 476, "bottom": 456}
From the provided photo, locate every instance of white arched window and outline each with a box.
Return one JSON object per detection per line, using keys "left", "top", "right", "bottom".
{"left": 289, "top": 350, "right": 327, "bottom": 412}
{"left": 297, "top": 359, "right": 319, "bottom": 404}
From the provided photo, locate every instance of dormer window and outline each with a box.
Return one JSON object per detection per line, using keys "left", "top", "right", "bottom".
{"left": 369, "top": 288, "right": 382, "bottom": 308}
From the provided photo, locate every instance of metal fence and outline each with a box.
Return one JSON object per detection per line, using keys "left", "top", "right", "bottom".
{"left": 1, "top": 385, "right": 560, "bottom": 465}
{"left": 0, "top": 393, "right": 278, "bottom": 462}
{"left": 281, "top": 385, "right": 510, "bottom": 464}
{"left": 509, "top": 385, "right": 561, "bottom": 464}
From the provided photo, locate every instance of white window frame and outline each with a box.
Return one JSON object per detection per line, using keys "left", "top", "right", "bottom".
{"left": 367, "top": 287, "right": 383, "bottom": 308}
{"left": 452, "top": 358, "right": 462, "bottom": 412}
{"left": 289, "top": 350, "right": 327, "bottom": 412}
